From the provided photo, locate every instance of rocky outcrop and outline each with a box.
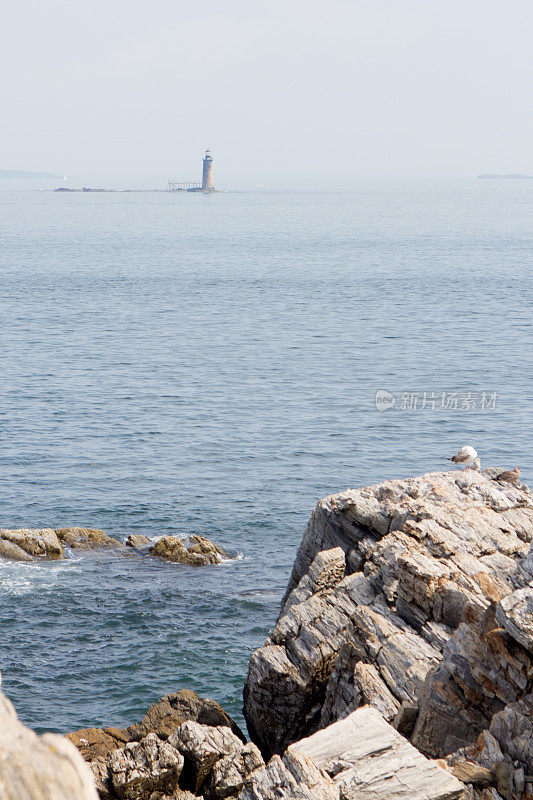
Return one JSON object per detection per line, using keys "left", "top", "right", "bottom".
{"left": 55, "top": 527, "right": 123, "bottom": 549}
{"left": 150, "top": 535, "right": 228, "bottom": 566}
{"left": 0, "top": 527, "right": 227, "bottom": 564}
{"left": 243, "top": 468, "right": 532, "bottom": 799}
{"left": 4, "top": 468, "right": 531, "bottom": 800}
{"left": 2, "top": 663, "right": 461, "bottom": 800}
{"left": 0, "top": 528, "right": 63, "bottom": 560}
{"left": 0, "top": 526, "right": 123, "bottom": 561}
{"left": 87, "top": 722, "right": 263, "bottom": 800}
{"left": 67, "top": 690, "right": 246, "bottom": 764}
{"left": 126, "top": 691, "right": 246, "bottom": 744}
{"left": 0, "top": 673, "right": 98, "bottom": 799}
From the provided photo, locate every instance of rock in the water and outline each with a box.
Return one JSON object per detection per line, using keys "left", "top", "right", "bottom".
{"left": 0, "top": 528, "right": 63, "bottom": 560}
{"left": 244, "top": 470, "right": 533, "bottom": 760}
{"left": 0, "top": 537, "right": 34, "bottom": 561}
{"left": 55, "top": 527, "right": 123, "bottom": 549}
{"left": 150, "top": 536, "right": 227, "bottom": 566}
{"left": 108, "top": 733, "right": 184, "bottom": 799}
{"left": 126, "top": 534, "right": 152, "bottom": 548}
{"left": 0, "top": 672, "right": 98, "bottom": 799}
{"left": 290, "top": 705, "right": 464, "bottom": 800}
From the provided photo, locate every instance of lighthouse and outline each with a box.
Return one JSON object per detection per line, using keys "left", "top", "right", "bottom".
{"left": 202, "top": 148, "right": 215, "bottom": 191}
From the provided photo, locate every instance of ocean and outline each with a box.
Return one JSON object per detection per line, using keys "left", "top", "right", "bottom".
{"left": 0, "top": 181, "right": 531, "bottom": 734}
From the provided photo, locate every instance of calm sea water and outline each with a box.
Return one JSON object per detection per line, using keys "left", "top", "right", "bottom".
{"left": 0, "top": 182, "right": 532, "bottom": 735}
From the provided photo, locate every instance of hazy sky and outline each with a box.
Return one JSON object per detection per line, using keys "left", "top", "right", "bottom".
{"left": 2, "top": 0, "right": 532, "bottom": 185}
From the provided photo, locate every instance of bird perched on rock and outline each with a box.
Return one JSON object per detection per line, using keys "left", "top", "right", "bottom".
{"left": 495, "top": 467, "right": 521, "bottom": 485}
{"left": 447, "top": 446, "right": 478, "bottom": 469}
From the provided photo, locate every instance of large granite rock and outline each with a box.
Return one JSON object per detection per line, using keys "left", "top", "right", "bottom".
{"left": 150, "top": 535, "right": 228, "bottom": 566}
{"left": 0, "top": 528, "right": 63, "bottom": 560}
{"left": 0, "top": 673, "right": 98, "bottom": 799}
{"left": 243, "top": 468, "right": 532, "bottom": 779}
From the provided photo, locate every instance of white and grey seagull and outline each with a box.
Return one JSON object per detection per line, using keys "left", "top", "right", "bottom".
{"left": 447, "top": 446, "right": 478, "bottom": 469}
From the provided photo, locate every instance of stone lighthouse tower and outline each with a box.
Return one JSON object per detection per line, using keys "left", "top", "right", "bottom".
{"left": 202, "top": 148, "right": 215, "bottom": 191}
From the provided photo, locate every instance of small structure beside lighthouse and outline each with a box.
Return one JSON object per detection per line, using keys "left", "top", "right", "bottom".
{"left": 202, "top": 148, "right": 215, "bottom": 191}
{"left": 166, "top": 149, "right": 216, "bottom": 192}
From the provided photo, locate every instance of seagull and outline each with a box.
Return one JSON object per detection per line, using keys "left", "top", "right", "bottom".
{"left": 495, "top": 467, "right": 521, "bottom": 485}
{"left": 447, "top": 446, "right": 478, "bottom": 469}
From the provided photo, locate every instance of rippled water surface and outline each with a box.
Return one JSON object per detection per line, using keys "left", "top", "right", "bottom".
{"left": 0, "top": 182, "right": 532, "bottom": 734}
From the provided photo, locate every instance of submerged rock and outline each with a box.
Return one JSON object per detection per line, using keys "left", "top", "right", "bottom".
{"left": 0, "top": 528, "right": 63, "bottom": 560}
{"left": 55, "top": 527, "right": 123, "bottom": 549}
{"left": 243, "top": 467, "right": 533, "bottom": 783}
{"left": 150, "top": 535, "right": 227, "bottom": 566}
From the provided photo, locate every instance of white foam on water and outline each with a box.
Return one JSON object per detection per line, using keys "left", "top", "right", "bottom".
{"left": 219, "top": 551, "right": 244, "bottom": 565}
{"left": 0, "top": 552, "right": 84, "bottom": 597}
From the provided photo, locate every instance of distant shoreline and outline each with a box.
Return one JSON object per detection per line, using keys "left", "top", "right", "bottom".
{"left": 0, "top": 169, "right": 62, "bottom": 179}
{"left": 478, "top": 173, "right": 532, "bottom": 179}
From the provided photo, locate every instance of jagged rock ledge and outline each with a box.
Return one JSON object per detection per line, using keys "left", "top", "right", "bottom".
{"left": 1, "top": 468, "right": 532, "bottom": 799}
{"left": 243, "top": 468, "right": 533, "bottom": 799}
